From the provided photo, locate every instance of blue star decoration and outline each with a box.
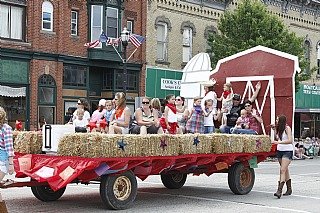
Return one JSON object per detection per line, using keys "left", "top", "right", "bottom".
{"left": 160, "top": 137, "right": 167, "bottom": 150}
{"left": 118, "top": 139, "right": 127, "bottom": 151}
{"left": 193, "top": 136, "right": 200, "bottom": 146}
{"left": 256, "top": 139, "right": 262, "bottom": 149}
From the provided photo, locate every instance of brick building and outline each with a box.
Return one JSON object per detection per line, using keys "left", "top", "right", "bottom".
{"left": 0, "top": 0, "right": 145, "bottom": 130}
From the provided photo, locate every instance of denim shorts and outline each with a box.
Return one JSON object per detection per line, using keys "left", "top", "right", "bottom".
{"left": 276, "top": 151, "right": 293, "bottom": 160}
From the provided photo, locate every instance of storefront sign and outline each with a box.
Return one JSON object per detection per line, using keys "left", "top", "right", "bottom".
{"left": 303, "top": 85, "right": 320, "bottom": 95}
{"left": 160, "top": 78, "right": 181, "bottom": 91}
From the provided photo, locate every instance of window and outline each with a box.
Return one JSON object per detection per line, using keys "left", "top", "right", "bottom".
{"left": 156, "top": 22, "right": 168, "bottom": 61}
{"left": 304, "top": 40, "right": 311, "bottom": 73}
{"left": 63, "top": 65, "right": 87, "bottom": 87}
{"left": 182, "top": 28, "right": 192, "bottom": 63}
{"left": 71, "top": 10, "right": 78, "bottom": 35}
{"left": 127, "top": 20, "right": 133, "bottom": 34}
{"left": 115, "top": 70, "right": 138, "bottom": 91}
{"left": 42, "top": 1, "right": 53, "bottom": 31}
{"left": 0, "top": 3, "right": 25, "bottom": 40}
{"left": 103, "top": 71, "right": 113, "bottom": 90}
{"left": 38, "top": 74, "right": 56, "bottom": 105}
{"left": 106, "top": 7, "right": 118, "bottom": 38}
{"left": 317, "top": 42, "right": 320, "bottom": 76}
{"left": 91, "top": 5, "right": 102, "bottom": 44}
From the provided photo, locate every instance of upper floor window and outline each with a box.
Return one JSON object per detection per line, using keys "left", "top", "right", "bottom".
{"left": 156, "top": 22, "right": 168, "bottom": 61}
{"left": 71, "top": 10, "right": 78, "bottom": 36}
{"left": 304, "top": 40, "right": 311, "bottom": 73}
{"left": 127, "top": 20, "right": 133, "bottom": 34}
{"left": 0, "top": 3, "right": 25, "bottom": 40}
{"left": 106, "top": 7, "right": 118, "bottom": 38}
{"left": 317, "top": 42, "right": 320, "bottom": 76}
{"left": 182, "top": 28, "right": 193, "bottom": 63}
{"left": 63, "top": 65, "right": 87, "bottom": 87}
{"left": 42, "top": 1, "right": 53, "bottom": 31}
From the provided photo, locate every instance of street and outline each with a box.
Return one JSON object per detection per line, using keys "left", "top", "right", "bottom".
{"left": 3, "top": 158, "right": 320, "bottom": 213}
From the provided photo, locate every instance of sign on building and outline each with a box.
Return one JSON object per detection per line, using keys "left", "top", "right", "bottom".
{"left": 160, "top": 78, "right": 181, "bottom": 90}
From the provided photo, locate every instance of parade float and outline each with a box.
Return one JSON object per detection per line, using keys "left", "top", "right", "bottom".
{"left": 2, "top": 46, "right": 299, "bottom": 210}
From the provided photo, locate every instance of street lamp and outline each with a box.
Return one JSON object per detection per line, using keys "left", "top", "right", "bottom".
{"left": 121, "top": 27, "right": 130, "bottom": 94}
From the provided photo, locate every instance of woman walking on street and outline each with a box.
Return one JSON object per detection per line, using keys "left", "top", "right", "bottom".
{"left": 272, "top": 115, "right": 293, "bottom": 199}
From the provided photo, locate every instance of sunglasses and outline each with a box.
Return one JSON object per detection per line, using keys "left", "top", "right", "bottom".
{"left": 244, "top": 104, "right": 251, "bottom": 107}
{"left": 142, "top": 102, "right": 150, "bottom": 104}
{"left": 175, "top": 99, "right": 182, "bottom": 101}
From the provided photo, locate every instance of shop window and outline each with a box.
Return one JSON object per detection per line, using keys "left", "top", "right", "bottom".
{"left": 115, "top": 70, "right": 138, "bottom": 91}
{"left": 71, "top": 10, "right": 78, "bottom": 36}
{"left": 38, "top": 74, "right": 56, "bottom": 125}
{"left": 42, "top": 1, "right": 53, "bottom": 31}
{"left": 64, "top": 100, "right": 77, "bottom": 123}
{"left": 103, "top": 71, "right": 113, "bottom": 90}
{"left": 63, "top": 65, "right": 87, "bottom": 87}
{"left": 0, "top": 93, "right": 26, "bottom": 129}
{"left": 0, "top": 2, "right": 25, "bottom": 40}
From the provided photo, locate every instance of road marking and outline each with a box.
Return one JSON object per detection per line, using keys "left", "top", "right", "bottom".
{"left": 139, "top": 191, "right": 311, "bottom": 213}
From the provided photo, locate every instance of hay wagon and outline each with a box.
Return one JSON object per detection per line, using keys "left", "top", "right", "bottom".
{"left": 3, "top": 131, "right": 275, "bottom": 210}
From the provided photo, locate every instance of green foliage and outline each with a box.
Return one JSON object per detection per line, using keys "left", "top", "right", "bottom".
{"left": 208, "top": 0, "right": 310, "bottom": 92}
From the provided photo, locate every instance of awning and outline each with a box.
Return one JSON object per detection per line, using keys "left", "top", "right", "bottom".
{"left": 0, "top": 85, "right": 26, "bottom": 97}
{"left": 295, "top": 108, "right": 320, "bottom": 113}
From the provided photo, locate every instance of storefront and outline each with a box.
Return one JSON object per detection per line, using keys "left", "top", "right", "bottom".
{"left": 0, "top": 59, "right": 29, "bottom": 129}
{"left": 295, "top": 84, "right": 320, "bottom": 139}
{"left": 145, "top": 67, "right": 183, "bottom": 99}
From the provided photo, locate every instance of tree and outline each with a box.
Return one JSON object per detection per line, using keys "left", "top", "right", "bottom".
{"left": 208, "top": 0, "right": 311, "bottom": 92}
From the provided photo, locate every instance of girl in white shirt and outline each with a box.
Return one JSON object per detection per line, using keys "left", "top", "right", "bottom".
{"left": 271, "top": 115, "right": 293, "bottom": 199}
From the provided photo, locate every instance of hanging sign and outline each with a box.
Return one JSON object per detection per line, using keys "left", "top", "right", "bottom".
{"left": 160, "top": 78, "right": 181, "bottom": 91}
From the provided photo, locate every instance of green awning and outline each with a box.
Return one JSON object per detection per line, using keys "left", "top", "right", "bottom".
{"left": 295, "top": 84, "right": 320, "bottom": 112}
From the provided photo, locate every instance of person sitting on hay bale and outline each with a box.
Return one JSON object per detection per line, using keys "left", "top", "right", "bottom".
{"left": 230, "top": 109, "right": 250, "bottom": 134}
{"left": 108, "top": 92, "right": 131, "bottom": 134}
{"left": 0, "top": 107, "right": 14, "bottom": 212}
{"left": 72, "top": 98, "right": 91, "bottom": 123}
{"left": 160, "top": 94, "right": 182, "bottom": 134}
{"left": 101, "top": 100, "right": 115, "bottom": 133}
{"left": 90, "top": 99, "right": 107, "bottom": 132}
{"left": 131, "top": 97, "right": 162, "bottom": 135}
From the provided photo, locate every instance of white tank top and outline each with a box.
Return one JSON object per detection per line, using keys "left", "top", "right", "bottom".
{"left": 167, "top": 108, "right": 177, "bottom": 123}
{"left": 277, "top": 129, "right": 293, "bottom": 151}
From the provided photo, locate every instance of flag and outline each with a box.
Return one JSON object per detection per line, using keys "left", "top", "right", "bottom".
{"left": 99, "top": 32, "right": 108, "bottom": 43}
{"left": 107, "top": 37, "right": 121, "bottom": 46}
{"left": 129, "top": 34, "right": 145, "bottom": 48}
{"left": 84, "top": 40, "right": 100, "bottom": 48}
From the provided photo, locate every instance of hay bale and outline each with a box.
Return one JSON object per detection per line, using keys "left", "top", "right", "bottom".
{"left": 14, "top": 131, "right": 42, "bottom": 154}
{"left": 138, "top": 134, "right": 179, "bottom": 156}
{"left": 212, "top": 134, "right": 244, "bottom": 154}
{"left": 242, "top": 135, "right": 272, "bottom": 153}
{"left": 180, "top": 134, "right": 212, "bottom": 154}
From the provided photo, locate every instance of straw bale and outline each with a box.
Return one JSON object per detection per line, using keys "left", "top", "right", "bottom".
{"left": 179, "top": 134, "right": 213, "bottom": 154}
{"left": 140, "top": 134, "right": 179, "bottom": 156}
{"left": 242, "top": 135, "right": 272, "bottom": 153}
{"left": 212, "top": 134, "right": 244, "bottom": 154}
{"left": 14, "top": 131, "right": 42, "bottom": 154}
{"left": 107, "top": 134, "right": 137, "bottom": 157}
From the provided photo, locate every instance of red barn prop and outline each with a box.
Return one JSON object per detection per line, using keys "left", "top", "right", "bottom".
{"left": 210, "top": 46, "right": 300, "bottom": 137}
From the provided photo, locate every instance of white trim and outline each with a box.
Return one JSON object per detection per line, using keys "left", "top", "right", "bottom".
{"left": 211, "top": 45, "right": 301, "bottom": 75}
{"left": 42, "top": 1, "right": 53, "bottom": 31}
{"left": 71, "top": 10, "right": 78, "bottom": 36}
{"left": 226, "top": 75, "right": 275, "bottom": 136}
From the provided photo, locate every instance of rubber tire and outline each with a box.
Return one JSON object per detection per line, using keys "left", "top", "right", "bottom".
{"left": 100, "top": 171, "right": 137, "bottom": 210}
{"left": 161, "top": 173, "right": 187, "bottom": 189}
{"left": 31, "top": 185, "right": 66, "bottom": 202}
{"left": 228, "top": 162, "right": 255, "bottom": 195}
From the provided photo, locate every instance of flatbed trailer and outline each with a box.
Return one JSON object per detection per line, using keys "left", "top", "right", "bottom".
{"left": 1, "top": 151, "right": 274, "bottom": 210}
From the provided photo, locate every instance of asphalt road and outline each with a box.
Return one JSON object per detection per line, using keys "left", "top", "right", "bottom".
{"left": 3, "top": 157, "right": 320, "bottom": 213}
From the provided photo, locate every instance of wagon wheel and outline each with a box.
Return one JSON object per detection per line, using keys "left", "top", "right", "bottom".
{"left": 31, "top": 185, "right": 66, "bottom": 202}
{"left": 228, "top": 162, "right": 255, "bottom": 195}
{"left": 100, "top": 171, "right": 137, "bottom": 210}
{"left": 161, "top": 173, "right": 187, "bottom": 189}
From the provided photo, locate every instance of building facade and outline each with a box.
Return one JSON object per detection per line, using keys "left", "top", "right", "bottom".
{"left": 0, "top": 0, "right": 145, "bottom": 130}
